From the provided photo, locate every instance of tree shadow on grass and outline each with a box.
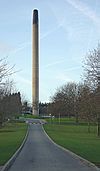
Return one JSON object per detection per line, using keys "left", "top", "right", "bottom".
{"left": 0, "top": 129, "right": 16, "bottom": 133}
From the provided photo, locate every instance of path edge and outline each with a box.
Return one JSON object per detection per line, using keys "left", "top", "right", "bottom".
{"left": 1, "top": 124, "right": 29, "bottom": 171}
{"left": 42, "top": 125, "right": 100, "bottom": 171}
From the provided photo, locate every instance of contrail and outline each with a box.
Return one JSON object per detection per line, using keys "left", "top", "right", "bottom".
{"left": 40, "top": 1, "right": 66, "bottom": 40}
{"left": 14, "top": 73, "right": 31, "bottom": 85}
{"left": 9, "top": 42, "right": 31, "bottom": 56}
{"left": 40, "top": 21, "right": 63, "bottom": 40}
{"left": 64, "top": 66, "right": 81, "bottom": 71}
{"left": 65, "top": 0, "right": 100, "bottom": 25}
{"left": 47, "top": 1, "right": 75, "bottom": 38}
{"left": 44, "top": 59, "right": 66, "bottom": 68}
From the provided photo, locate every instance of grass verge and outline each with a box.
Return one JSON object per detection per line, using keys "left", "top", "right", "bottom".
{"left": 0, "top": 122, "right": 27, "bottom": 165}
{"left": 44, "top": 124, "right": 100, "bottom": 166}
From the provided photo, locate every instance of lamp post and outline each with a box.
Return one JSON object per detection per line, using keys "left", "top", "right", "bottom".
{"left": 49, "top": 114, "right": 52, "bottom": 124}
{"left": 59, "top": 113, "right": 61, "bottom": 124}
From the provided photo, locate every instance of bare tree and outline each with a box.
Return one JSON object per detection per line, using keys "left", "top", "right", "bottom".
{"left": 78, "top": 84, "right": 96, "bottom": 132}
{"left": 50, "top": 82, "right": 78, "bottom": 118}
{"left": 83, "top": 44, "right": 100, "bottom": 89}
{"left": 83, "top": 44, "right": 100, "bottom": 136}
{"left": 0, "top": 57, "right": 15, "bottom": 85}
{"left": 0, "top": 57, "right": 15, "bottom": 126}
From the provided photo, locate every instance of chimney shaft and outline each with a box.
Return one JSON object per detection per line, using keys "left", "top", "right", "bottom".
{"left": 32, "top": 9, "right": 39, "bottom": 115}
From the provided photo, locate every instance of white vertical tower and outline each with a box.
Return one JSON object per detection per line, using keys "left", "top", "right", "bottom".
{"left": 32, "top": 9, "right": 39, "bottom": 115}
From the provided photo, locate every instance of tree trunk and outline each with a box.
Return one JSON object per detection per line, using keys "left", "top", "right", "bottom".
{"left": 97, "top": 118, "right": 100, "bottom": 136}
{"left": 75, "top": 113, "right": 79, "bottom": 124}
{"left": 0, "top": 114, "right": 3, "bottom": 128}
{"left": 88, "top": 121, "right": 90, "bottom": 133}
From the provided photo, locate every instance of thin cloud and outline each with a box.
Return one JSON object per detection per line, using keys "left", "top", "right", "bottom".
{"left": 56, "top": 72, "right": 72, "bottom": 82}
{"left": 0, "top": 42, "right": 13, "bottom": 53}
{"left": 40, "top": 21, "right": 63, "bottom": 40}
{"left": 47, "top": 1, "right": 66, "bottom": 26}
{"left": 41, "top": 1, "right": 65, "bottom": 40}
{"left": 44, "top": 59, "right": 66, "bottom": 68}
{"left": 64, "top": 66, "right": 81, "bottom": 71}
{"left": 14, "top": 73, "right": 31, "bottom": 85}
{"left": 65, "top": 0, "right": 100, "bottom": 25}
{"left": 47, "top": 1, "right": 77, "bottom": 40}
{"left": 9, "top": 42, "right": 31, "bottom": 55}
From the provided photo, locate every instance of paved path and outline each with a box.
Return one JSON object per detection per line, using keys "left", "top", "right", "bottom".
{"left": 7, "top": 119, "right": 99, "bottom": 171}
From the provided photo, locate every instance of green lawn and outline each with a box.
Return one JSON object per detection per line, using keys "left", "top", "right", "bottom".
{"left": 44, "top": 124, "right": 100, "bottom": 165}
{"left": 46, "top": 117, "right": 75, "bottom": 124}
{"left": 19, "top": 114, "right": 41, "bottom": 119}
{"left": 0, "top": 122, "right": 27, "bottom": 165}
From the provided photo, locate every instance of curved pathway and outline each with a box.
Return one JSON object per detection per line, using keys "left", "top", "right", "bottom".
{"left": 7, "top": 119, "right": 99, "bottom": 171}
